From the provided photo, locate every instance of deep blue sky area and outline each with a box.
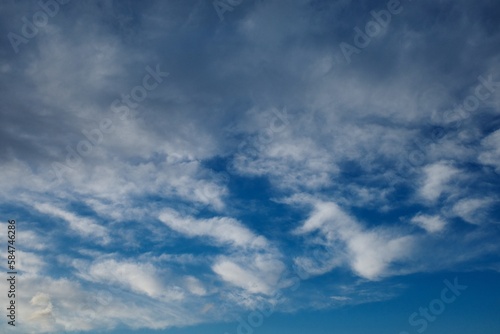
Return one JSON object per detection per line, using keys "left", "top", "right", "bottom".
{"left": 1, "top": 0, "right": 500, "bottom": 333}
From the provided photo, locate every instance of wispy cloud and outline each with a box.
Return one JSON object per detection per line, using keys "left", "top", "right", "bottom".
{"left": 411, "top": 214, "right": 447, "bottom": 234}
{"left": 294, "top": 201, "right": 415, "bottom": 280}
{"left": 33, "top": 202, "right": 110, "bottom": 245}
{"left": 159, "top": 209, "right": 267, "bottom": 249}
{"left": 1, "top": 0, "right": 499, "bottom": 332}
{"left": 418, "top": 162, "right": 459, "bottom": 203}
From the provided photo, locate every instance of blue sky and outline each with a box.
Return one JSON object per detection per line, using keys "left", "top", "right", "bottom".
{"left": 0, "top": 0, "right": 500, "bottom": 333}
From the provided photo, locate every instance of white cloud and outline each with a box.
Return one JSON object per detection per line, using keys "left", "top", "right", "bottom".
{"left": 16, "top": 250, "right": 46, "bottom": 275}
{"left": 33, "top": 202, "right": 110, "bottom": 245}
{"left": 213, "top": 259, "right": 268, "bottom": 294}
{"left": 330, "top": 296, "right": 351, "bottom": 302}
{"left": 411, "top": 214, "right": 447, "bottom": 233}
{"left": 419, "top": 162, "right": 459, "bottom": 202}
{"left": 159, "top": 209, "right": 286, "bottom": 295}
{"left": 159, "top": 209, "right": 267, "bottom": 249}
{"left": 29, "top": 292, "right": 53, "bottom": 322}
{"left": 75, "top": 258, "right": 184, "bottom": 301}
{"left": 18, "top": 229, "right": 49, "bottom": 251}
{"left": 479, "top": 129, "right": 500, "bottom": 173}
{"left": 212, "top": 253, "right": 285, "bottom": 295}
{"left": 0, "top": 159, "right": 54, "bottom": 199}
{"left": 232, "top": 125, "right": 337, "bottom": 191}
{"left": 0, "top": 1, "right": 499, "bottom": 332}
{"left": 452, "top": 198, "right": 494, "bottom": 225}
{"left": 294, "top": 201, "right": 414, "bottom": 280}
{"left": 0, "top": 276, "right": 89, "bottom": 333}
{"left": 184, "top": 276, "right": 208, "bottom": 296}
{"left": 0, "top": 273, "right": 200, "bottom": 333}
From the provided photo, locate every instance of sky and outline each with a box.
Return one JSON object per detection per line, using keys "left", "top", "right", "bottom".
{"left": 0, "top": 0, "right": 500, "bottom": 333}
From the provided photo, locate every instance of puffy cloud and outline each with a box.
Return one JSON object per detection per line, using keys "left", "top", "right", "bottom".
{"left": 294, "top": 201, "right": 415, "bottom": 280}
{"left": 418, "top": 162, "right": 459, "bottom": 202}
{"left": 411, "top": 214, "right": 447, "bottom": 233}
